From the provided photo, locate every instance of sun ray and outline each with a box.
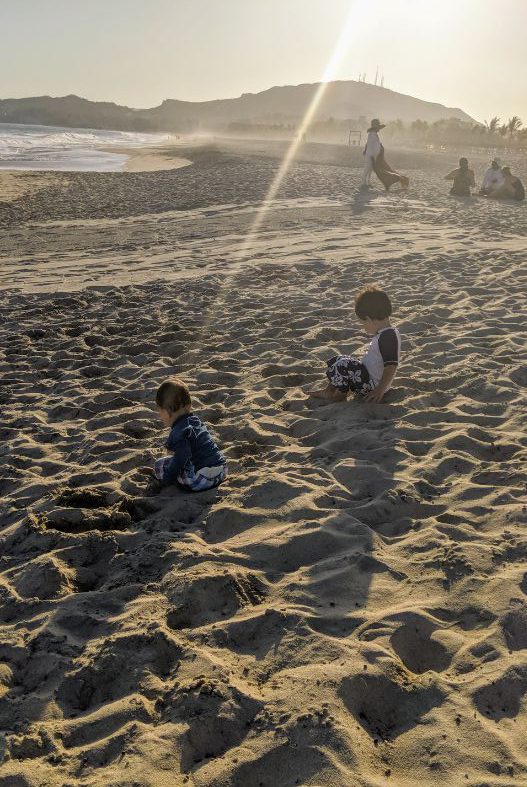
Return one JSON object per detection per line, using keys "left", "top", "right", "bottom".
{"left": 192, "top": 0, "right": 364, "bottom": 344}
{"left": 236, "top": 0, "right": 363, "bottom": 259}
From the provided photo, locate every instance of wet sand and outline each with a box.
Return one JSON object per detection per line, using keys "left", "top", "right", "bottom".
{"left": 0, "top": 139, "right": 526, "bottom": 786}
{"left": 103, "top": 142, "right": 192, "bottom": 173}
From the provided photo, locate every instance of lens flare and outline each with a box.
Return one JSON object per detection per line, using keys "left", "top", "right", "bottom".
{"left": 236, "top": 0, "right": 362, "bottom": 259}
{"left": 193, "top": 0, "right": 363, "bottom": 343}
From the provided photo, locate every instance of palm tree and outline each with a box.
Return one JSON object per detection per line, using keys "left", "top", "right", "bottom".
{"left": 411, "top": 119, "right": 428, "bottom": 133}
{"left": 485, "top": 116, "right": 500, "bottom": 134}
{"left": 506, "top": 116, "right": 523, "bottom": 138}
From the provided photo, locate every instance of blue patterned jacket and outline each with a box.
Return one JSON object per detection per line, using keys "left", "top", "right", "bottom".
{"left": 161, "top": 413, "right": 225, "bottom": 485}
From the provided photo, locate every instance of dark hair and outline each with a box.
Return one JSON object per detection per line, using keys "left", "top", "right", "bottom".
{"left": 156, "top": 378, "right": 191, "bottom": 412}
{"left": 502, "top": 166, "right": 511, "bottom": 176}
{"left": 354, "top": 285, "right": 392, "bottom": 320}
{"left": 459, "top": 157, "right": 469, "bottom": 169}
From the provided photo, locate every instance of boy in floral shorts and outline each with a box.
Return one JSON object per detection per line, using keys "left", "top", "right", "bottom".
{"left": 308, "top": 285, "right": 401, "bottom": 403}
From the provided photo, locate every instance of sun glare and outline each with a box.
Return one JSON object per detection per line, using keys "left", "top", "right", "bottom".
{"left": 236, "top": 0, "right": 364, "bottom": 258}
{"left": 194, "top": 0, "right": 364, "bottom": 341}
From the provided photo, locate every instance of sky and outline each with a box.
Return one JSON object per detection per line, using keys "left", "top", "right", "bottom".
{"left": 1, "top": 0, "right": 525, "bottom": 123}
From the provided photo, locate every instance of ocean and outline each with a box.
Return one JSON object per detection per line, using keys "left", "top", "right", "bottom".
{"left": 0, "top": 123, "right": 168, "bottom": 172}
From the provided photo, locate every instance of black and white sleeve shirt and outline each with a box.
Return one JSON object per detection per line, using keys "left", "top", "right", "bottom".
{"left": 361, "top": 326, "right": 401, "bottom": 387}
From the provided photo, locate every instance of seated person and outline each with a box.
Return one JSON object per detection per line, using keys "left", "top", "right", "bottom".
{"left": 308, "top": 285, "right": 401, "bottom": 404}
{"left": 154, "top": 378, "right": 227, "bottom": 492}
{"left": 492, "top": 166, "right": 525, "bottom": 201}
{"left": 479, "top": 158, "right": 504, "bottom": 195}
{"left": 445, "top": 158, "right": 476, "bottom": 196}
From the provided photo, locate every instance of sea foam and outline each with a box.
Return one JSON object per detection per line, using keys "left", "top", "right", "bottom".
{"left": 0, "top": 123, "right": 168, "bottom": 171}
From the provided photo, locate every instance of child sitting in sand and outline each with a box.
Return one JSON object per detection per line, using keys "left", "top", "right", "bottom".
{"left": 154, "top": 377, "right": 227, "bottom": 491}
{"left": 309, "top": 285, "right": 400, "bottom": 404}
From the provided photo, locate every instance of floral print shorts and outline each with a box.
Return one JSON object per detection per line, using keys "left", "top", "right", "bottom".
{"left": 326, "top": 355, "right": 375, "bottom": 395}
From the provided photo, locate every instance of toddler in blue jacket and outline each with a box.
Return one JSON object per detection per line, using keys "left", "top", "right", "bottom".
{"left": 154, "top": 378, "right": 227, "bottom": 492}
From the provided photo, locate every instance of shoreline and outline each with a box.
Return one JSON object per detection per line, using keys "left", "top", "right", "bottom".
{"left": 0, "top": 141, "right": 195, "bottom": 203}
{"left": 124, "top": 149, "right": 192, "bottom": 172}
{"left": 99, "top": 139, "right": 194, "bottom": 172}
{"left": 0, "top": 138, "right": 194, "bottom": 177}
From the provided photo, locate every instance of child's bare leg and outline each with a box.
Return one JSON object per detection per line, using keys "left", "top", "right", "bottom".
{"left": 307, "top": 383, "right": 347, "bottom": 401}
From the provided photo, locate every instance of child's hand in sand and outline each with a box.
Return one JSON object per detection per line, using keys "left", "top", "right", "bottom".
{"left": 136, "top": 468, "right": 161, "bottom": 495}
{"left": 145, "top": 477, "right": 162, "bottom": 495}
{"left": 363, "top": 387, "right": 387, "bottom": 403}
{"left": 136, "top": 466, "right": 156, "bottom": 477}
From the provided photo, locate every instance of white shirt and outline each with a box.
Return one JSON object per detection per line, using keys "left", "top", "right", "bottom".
{"left": 361, "top": 326, "right": 401, "bottom": 387}
{"left": 482, "top": 167, "right": 504, "bottom": 192}
{"left": 364, "top": 130, "right": 382, "bottom": 161}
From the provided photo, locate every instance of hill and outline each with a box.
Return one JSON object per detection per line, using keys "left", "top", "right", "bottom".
{"left": 0, "top": 81, "right": 474, "bottom": 132}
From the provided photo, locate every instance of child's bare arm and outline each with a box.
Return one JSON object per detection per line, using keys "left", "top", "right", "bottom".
{"left": 364, "top": 365, "right": 397, "bottom": 403}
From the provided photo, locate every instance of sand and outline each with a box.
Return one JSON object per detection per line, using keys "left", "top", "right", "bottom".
{"left": 0, "top": 139, "right": 526, "bottom": 787}
{"left": 101, "top": 143, "right": 192, "bottom": 173}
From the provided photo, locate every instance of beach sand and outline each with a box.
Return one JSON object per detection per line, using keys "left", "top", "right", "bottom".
{"left": 103, "top": 142, "right": 192, "bottom": 173}
{"left": 0, "top": 140, "right": 526, "bottom": 786}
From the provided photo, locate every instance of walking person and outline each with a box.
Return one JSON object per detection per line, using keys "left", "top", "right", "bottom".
{"left": 361, "top": 119, "right": 409, "bottom": 191}
{"left": 361, "top": 119, "right": 382, "bottom": 189}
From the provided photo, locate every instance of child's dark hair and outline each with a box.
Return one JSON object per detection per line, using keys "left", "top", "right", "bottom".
{"left": 156, "top": 378, "right": 192, "bottom": 412}
{"left": 354, "top": 285, "right": 392, "bottom": 320}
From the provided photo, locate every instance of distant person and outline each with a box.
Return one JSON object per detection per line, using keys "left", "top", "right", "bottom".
{"left": 479, "top": 158, "right": 504, "bottom": 195}
{"left": 308, "top": 285, "right": 401, "bottom": 403}
{"left": 361, "top": 118, "right": 409, "bottom": 191}
{"left": 361, "top": 119, "right": 382, "bottom": 188}
{"left": 154, "top": 378, "right": 227, "bottom": 491}
{"left": 491, "top": 166, "right": 525, "bottom": 201}
{"left": 445, "top": 157, "right": 475, "bottom": 196}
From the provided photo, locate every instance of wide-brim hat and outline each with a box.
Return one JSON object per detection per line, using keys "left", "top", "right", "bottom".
{"left": 368, "top": 118, "right": 385, "bottom": 131}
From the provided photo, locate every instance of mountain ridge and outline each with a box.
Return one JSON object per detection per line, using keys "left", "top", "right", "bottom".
{"left": 0, "top": 80, "right": 475, "bottom": 132}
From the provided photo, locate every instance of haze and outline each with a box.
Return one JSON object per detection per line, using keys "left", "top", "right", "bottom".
{"left": 2, "top": 0, "right": 526, "bottom": 123}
